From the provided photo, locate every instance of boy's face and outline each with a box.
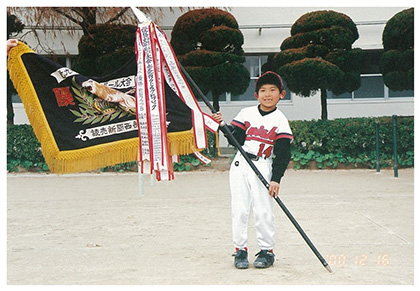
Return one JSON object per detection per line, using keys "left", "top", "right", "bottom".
{"left": 254, "top": 84, "right": 286, "bottom": 111}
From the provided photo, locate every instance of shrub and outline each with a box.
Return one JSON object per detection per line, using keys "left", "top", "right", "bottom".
{"left": 289, "top": 116, "right": 414, "bottom": 169}
{"left": 7, "top": 125, "right": 48, "bottom": 172}
{"left": 7, "top": 117, "right": 414, "bottom": 172}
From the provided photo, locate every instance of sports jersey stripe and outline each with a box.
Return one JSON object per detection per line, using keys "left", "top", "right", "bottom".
{"left": 245, "top": 136, "right": 275, "bottom": 145}
{"left": 231, "top": 120, "right": 246, "bottom": 130}
{"left": 275, "top": 133, "right": 294, "bottom": 140}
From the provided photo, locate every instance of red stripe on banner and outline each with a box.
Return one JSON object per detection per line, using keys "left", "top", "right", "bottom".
{"left": 137, "top": 22, "right": 212, "bottom": 180}
{"left": 149, "top": 25, "right": 165, "bottom": 167}
{"left": 203, "top": 112, "right": 218, "bottom": 133}
{"left": 144, "top": 81, "right": 155, "bottom": 171}
{"left": 146, "top": 24, "right": 159, "bottom": 170}
{"left": 161, "top": 64, "right": 207, "bottom": 149}
{"left": 167, "top": 153, "right": 174, "bottom": 181}
{"left": 167, "top": 44, "right": 208, "bottom": 148}
{"left": 142, "top": 40, "right": 155, "bottom": 169}
{"left": 156, "top": 164, "right": 161, "bottom": 181}
{"left": 159, "top": 74, "right": 171, "bottom": 170}
{"left": 154, "top": 26, "right": 208, "bottom": 149}
{"left": 153, "top": 25, "right": 172, "bottom": 176}
{"left": 135, "top": 27, "right": 150, "bottom": 164}
{"left": 134, "top": 27, "right": 143, "bottom": 162}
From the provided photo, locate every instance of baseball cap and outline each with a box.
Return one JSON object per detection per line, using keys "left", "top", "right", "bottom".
{"left": 255, "top": 71, "right": 284, "bottom": 93}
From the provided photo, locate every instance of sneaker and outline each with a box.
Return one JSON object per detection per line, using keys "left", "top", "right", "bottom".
{"left": 232, "top": 249, "right": 249, "bottom": 269}
{"left": 253, "top": 250, "right": 275, "bottom": 268}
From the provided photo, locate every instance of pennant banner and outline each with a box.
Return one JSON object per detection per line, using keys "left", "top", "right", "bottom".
{"left": 135, "top": 20, "right": 218, "bottom": 180}
{"left": 7, "top": 42, "right": 214, "bottom": 174}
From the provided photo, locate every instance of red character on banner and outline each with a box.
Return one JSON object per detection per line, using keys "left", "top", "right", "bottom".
{"left": 52, "top": 87, "right": 75, "bottom": 107}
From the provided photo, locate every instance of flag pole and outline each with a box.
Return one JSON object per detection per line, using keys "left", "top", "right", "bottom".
{"left": 179, "top": 64, "right": 332, "bottom": 273}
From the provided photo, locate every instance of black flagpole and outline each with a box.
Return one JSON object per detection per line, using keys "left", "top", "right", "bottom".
{"left": 179, "top": 64, "right": 332, "bottom": 273}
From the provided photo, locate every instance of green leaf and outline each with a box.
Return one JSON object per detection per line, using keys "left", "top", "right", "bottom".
{"left": 69, "top": 109, "right": 82, "bottom": 117}
{"left": 101, "top": 114, "right": 111, "bottom": 123}
{"left": 74, "top": 95, "right": 85, "bottom": 104}
{"left": 73, "top": 117, "right": 86, "bottom": 123}
{"left": 110, "top": 111, "right": 121, "bottom": 121}
{"left": 82, "top": 116, "right": 97, "bottom": 125}
{"left": 72, "top": 86, "right": 82, "bottom": 98}
{"left": 91, "top": 116, "right": 103, "bottom": 125}
{"left": 191, "top": 158, "right": 201, "bottom": 166}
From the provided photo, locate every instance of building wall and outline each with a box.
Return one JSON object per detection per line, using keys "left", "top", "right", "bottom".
{"left": 11, "top": 6, "right": 414, "bottom": 147}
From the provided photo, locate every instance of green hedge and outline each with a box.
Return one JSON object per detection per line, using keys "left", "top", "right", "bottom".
{"left": 7, "top": 116, "right": 414, "bottom": 172}
{"left": 289, "top": 116, "right": 414, "bottom": 169}
{"left": 7, "top": 125, "right": 49, "bottom": 172}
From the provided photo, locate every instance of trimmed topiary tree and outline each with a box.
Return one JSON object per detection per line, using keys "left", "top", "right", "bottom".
{"left": 267, "top": 10, "right": 362, "bottom": 119}
{"left": 72, "top": 23, "right": 137, "bottom": 76}
{"left": 170, "top": 8, "right": 250, "bottom": 111}
{"left": 380, "top": 8, "right": 414, "bottom": 91}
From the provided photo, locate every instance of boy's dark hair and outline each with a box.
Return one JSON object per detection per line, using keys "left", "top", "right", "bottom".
{"left": 255, "top": 71, "right": 284, "bottom": 93}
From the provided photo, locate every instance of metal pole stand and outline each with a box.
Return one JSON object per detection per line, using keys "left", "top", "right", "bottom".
{"left": 375, "top": 122, "right": 380, "bottom": 173}
{"left": 392, "top": 115, "right": 399, "bottom": 178}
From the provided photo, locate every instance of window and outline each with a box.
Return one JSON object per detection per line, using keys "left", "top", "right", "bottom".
{"left": 354, "top": 75, "right": 385, "bottom": 99}
{"left": 389, "top": 89, "right": 414, "bottom": 98}
{"left": 327, "top": 74, "right": 414, "bottom": 100}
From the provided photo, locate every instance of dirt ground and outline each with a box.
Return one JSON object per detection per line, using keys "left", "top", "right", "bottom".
{"left": 6, "top": 166, "right": 414, "bottom": 285}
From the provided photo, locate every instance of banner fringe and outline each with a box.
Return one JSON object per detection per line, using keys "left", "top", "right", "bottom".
{"left": 168, "top": 130, "right": 201, "bottom": 156}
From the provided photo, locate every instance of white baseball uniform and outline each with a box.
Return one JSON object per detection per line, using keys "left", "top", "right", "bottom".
{"left": 228, "top": 105, "right": 293, "bottom": 251}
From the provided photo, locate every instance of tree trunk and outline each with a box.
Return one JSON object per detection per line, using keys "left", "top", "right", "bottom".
{"left": 320, "top": 88, "right": 328, "bottom": 120}
{"left": 80, "top": 8, "right": 97, "bottom": 35}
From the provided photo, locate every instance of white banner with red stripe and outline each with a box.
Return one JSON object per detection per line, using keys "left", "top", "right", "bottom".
{"left": 135, "top": 18, "right": 218, "bottom": 181}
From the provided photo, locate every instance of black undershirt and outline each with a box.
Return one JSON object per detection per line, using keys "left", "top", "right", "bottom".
{"left": 225, "top": 105, "right": 292, "bottom": 183}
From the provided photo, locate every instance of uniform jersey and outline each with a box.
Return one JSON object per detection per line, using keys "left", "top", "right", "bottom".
{"left": 228, "top": 105, "right": 293, "bottom": 251}
{"left": 231, "top": 106, "right": 293, "bottom": 159}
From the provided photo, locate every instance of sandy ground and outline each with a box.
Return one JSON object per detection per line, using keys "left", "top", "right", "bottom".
{"left": 6, "top": 166, "right": 414, "bottom": 285}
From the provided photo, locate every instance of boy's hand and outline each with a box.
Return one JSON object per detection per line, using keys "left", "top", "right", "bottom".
{"left": 7, "top": 39, "right": 19, "bottom": 56}
{"left": 269, "top": 181, "right": 280, "bottom": 198}
{"left": 211, "top": 112, "right": 223, "bottom": 123}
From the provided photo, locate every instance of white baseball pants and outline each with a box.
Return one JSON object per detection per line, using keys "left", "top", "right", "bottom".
{"left": 229, "top": 152, "right": 275, "bottom": 251}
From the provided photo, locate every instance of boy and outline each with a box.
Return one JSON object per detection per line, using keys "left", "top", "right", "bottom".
{"left": 212, "top": 71, "right": 293, "bottom": 269}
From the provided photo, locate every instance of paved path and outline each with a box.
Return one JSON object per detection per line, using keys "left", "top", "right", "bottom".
{"left": 6, "top": 168, "right": 414, "bottom": 285}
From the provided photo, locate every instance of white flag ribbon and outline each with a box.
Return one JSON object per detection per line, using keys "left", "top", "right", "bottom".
{"left": 135, "top": 17, "right": 216, "bottom": 181}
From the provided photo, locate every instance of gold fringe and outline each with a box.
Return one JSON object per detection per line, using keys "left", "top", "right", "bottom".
{"left": 7, "top": 43, "right": 202, "bottom": 174}
{"left": 168, "top": 129, "right": 201, "bottom": 156}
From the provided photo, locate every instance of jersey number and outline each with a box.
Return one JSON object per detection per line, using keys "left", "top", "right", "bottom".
{"left": 257, "top": 143, "right": 273, "bottom": 158}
